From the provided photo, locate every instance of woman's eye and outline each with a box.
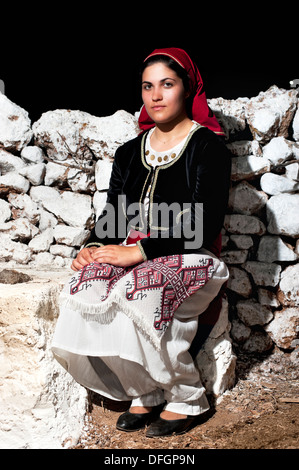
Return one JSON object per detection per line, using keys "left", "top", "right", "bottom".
{"left": 164, "top": 82, "right": 173, "bottom": 88}
{"left": 142, "top": 84, "right": 152, "bottom": 90}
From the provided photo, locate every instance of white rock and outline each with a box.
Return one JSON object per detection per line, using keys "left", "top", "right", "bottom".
{"left": 262, "top": 136, "right": 294, "bottom": 165}
{"left": 245, "top": 86, "right": 298, "bottom": 143}
{"left": 258, "top": 288, "right": 280, "bottom": 308}
{"left": 257, "top": 236, "right": 298, "bottom": 262}
{"left": 8, "top": 193, "right": 40, "bottom": 225}
{"left": 0, "top": 199, "right": 11, "bottom": 223}
{"left": 230, "top": 235, "right": 253, "bottom": 249}
{"left": 208, "top": 299, "right": 230, "bottom": 339}
{"left": 31, "top": 252, "right": 55, "bottom": 267}
{"left": 260, "top": 172, "right": 299, "bottom": 195}
{"left": 0, "top": 233, "right": 32, "bottom": 264}
{"left": 251, "top": 140, "right": 263, "bottom": 157}
{"left": 30, "top": 186, "right": 93, "bottom": 229}
{"left": 208, "top": 97, "right": 249, "bottom": 138}
{"left": 0, "top": 172, "right": 30, "bottom": 194}
{"left": 31, "top": 253, "right": 68, "bottom": 268}
{"left": 54, "top": 256, "right": 70, "bottom": 268}
{"left": 38, "top": 208, "right": 58, "bottom": 232}
{"left": 242, "top": 331, "right": 273, "bottom": 353}
{"left": 244, "top": 261, "right": 281, "bottom": 287}
{"left": 95, "top": 159, "right": 113, "bottom": 191}
{"left": 227, "top": 140, "right": 262, "bottom": 157}
{"left": 279, "top": 263, "right": 299, "bottom": 306}
{"left": 0, "top": 270, "right": 88, "bottom": 448}
{"left": 44, "top": 161, "right": 67, "bottom": 186}
{"left": 267, "top": 193, "right": 299, "bottom": 237}
{"left": 53, "top": 224, "right": 90, "bottom": 247}
{"left": 50, "top": 244, "right": 77, "bottom": 258}
{"left": 230, "top": 318, "right": 251, "bottom": 343}
{"left": 33, "top": 109, "right": 91, "bottom": 161}
{"left": 224, "top": 214, "right": 266, "bottom": 235}
{"left": 21, "top": 146, "right": 45, "bottom": 164}
{"left": 265, "top": 308, "right": 299, "bottom": 349}
{"left": 228, "top": 181, "right": 268, "bottom": 215}
{"left": 81, "top": 110, "right": 140, "bottom": 159}
{"left": 195, "top": 301, "right": 236, "bottom": 396}
{"left": 0, "top": 149, "right": 26, "bottom": 174}
{"left": 28, "top": 228, "right": 54, "bottom": 252}
{"left": 285, "top": 162, "right": 299, "bottom": 181}
{"left": 0, "top": 94, "right": 33, "bottom": 152}
{"left": 227, "top": 266, "right": 252, "bottom": 298}
{"left": 293, "top": 142, "right": 299, "bottom": 160}
{"left": 32, "top": 109, "right": 139, "bottom": 161}
{"left": 196, "top": 332, "right": 236, "bottom": 397}
{"left": 231, "top": 155, "right": 271, "bottom": 181}
{"left": 236, "top": 299, "right": 274, "bottom": 326}
{"left": 93, "top": 191, "right": 108, "bottom": 219}
{"left": 221, "top": 235, "right": 229, "bottom": 248}
{"left": 293, "top": 106, "right": 299, "bottom": 141}
{"left": 0, "top": 217, "right": 39, "bottom": 242}
{"left": 53, "top": 255, "right": 69, "bottom": 268}
{"left": 220, "top": 249, "right": 248, "bottom": 264}
{"left": 45, "top": 160, "right": 96, "bottom": 193}
{"left": 227, "top": 140, "right": 252, "bottom": 156}
{"left": 248, "top": 109, "right": 278, "bottom": 138}
{"left": 67, "top": 168, "right": 95, "bottom": 193}
{"left": 19, "top": 163, "right": 46, "bottom": 186}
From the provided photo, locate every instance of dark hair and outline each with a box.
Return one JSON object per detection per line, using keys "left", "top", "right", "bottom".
{"left": 140, "top": 55, "right": 191, "bottom": 94}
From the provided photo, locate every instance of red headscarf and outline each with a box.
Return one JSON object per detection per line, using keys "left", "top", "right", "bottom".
{"left": 138, "top": 47, "right": 224, "bottom": 136}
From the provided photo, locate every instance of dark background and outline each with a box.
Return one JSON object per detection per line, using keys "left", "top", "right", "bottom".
{"left": 1, "top": 8, "right": 297, "bottom": 124}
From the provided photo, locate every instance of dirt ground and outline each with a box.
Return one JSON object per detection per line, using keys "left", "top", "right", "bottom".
{"left": 71, "top": 349, "right": 299, "bottom": 450}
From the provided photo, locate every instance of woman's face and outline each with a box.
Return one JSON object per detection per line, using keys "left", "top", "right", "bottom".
{"left": 142, "top": 62, "right": 188, "bottom": 126}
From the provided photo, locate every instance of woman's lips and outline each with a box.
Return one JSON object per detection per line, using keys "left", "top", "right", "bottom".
{"left": 152, "top": 106, "right": 165, "bottom": 111}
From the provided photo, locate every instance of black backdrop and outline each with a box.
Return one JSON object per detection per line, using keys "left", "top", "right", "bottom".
{"left": 1, "top": 9, "right": 297, "bottom": 124}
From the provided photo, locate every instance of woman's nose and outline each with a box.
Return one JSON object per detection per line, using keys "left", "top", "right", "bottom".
{"left": 152, "top": 87, "right": 163, "bottom": 101}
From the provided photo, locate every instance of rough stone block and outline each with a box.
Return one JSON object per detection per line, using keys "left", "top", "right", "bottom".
{"left": 0, "top": 267, "right": 88, "bottom": 449}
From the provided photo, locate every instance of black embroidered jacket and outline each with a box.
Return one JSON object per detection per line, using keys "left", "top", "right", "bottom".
{"left": 85, "top": 126, "right": 231, "bottom": 261}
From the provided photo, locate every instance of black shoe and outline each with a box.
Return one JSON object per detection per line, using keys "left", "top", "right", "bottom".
{"left": 145, "top": 415, "right": 196, "bottom": 437}
{"left": 116, "top": 405, "right": 164, "bottom": 432}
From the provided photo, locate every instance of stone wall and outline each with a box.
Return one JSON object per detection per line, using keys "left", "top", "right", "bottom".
{"left": 0, "top": 85, "right": 298, "bottom": 357}
{"left": 0, "top": 85, "right": 298, "bottom": 447}
{"left": 210, "top": 86, "right": 299, "bottom": 355}
{"left": 0, "top": 268, "right": 87, "bottom": 448}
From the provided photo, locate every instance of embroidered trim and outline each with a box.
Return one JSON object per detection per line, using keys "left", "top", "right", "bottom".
{"left": 141, "top": 125, "right": 203, "bottom": 171}
{"left": 137, "top": 240, "right": 147, "bottom": 261}
{"left": 176, "top": 207, "right": 191, "bottom": 225}
{"left": 60, "top": 254, "right": 216, "bottom": 350}
{"left": 139, "top": 126, "right": 204, "bottom": 231}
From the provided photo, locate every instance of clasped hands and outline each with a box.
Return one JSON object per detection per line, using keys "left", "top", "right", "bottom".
{"left": 71, "top": 245, "right": 144, "bottom": 272}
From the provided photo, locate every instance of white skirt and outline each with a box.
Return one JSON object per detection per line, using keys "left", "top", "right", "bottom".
{"left": 51, "top": 250, "right": 229, "bottom": 416}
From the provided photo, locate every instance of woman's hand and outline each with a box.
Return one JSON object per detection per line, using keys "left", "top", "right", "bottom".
{"left": 71, "top": 246, "right": 97, "bottom": 271}
{"left": 91, "top": 245, "right": 143, "bottom": 267}
{"left": 71, "top": 245, "right": 144, "bottom": 271}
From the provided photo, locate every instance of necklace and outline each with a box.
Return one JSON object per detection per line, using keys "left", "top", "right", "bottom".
{"left": 151, "top": 129, "right": 181, "bottom": 148}
{"left": 152, "top": 121, "right": 194, "bottom": 147}
{"left": 145, "top": 122, "right": 197, "bottom": 167}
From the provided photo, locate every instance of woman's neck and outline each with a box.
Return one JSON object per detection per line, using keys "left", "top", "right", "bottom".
{"left": 150, "top": 116, "right": 194, "bottom": 152}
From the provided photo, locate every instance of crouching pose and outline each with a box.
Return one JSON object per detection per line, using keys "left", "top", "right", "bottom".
{"left": 52, "top": 47, "right": 231, "bottom": 437}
